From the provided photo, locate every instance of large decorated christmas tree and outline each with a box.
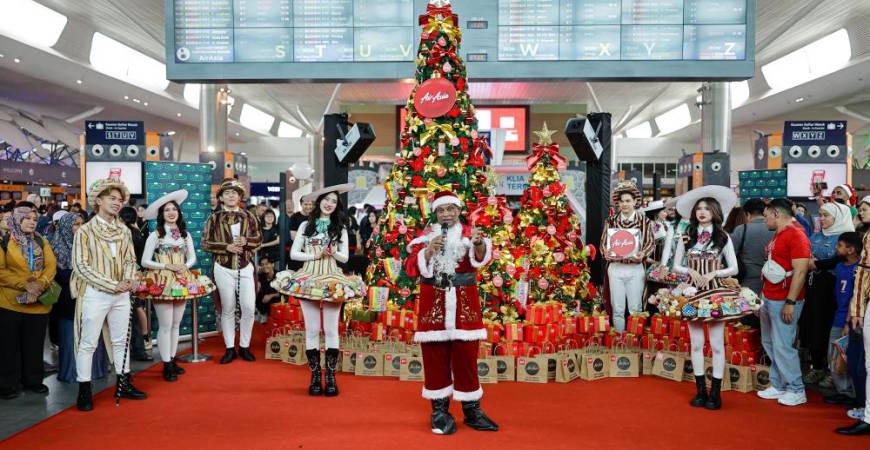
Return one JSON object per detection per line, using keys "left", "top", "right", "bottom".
{"left": 366, "top": 0, "right": 491, "bottom": 307}
{"left": 512, "top": 123, "right": 597, "bottom": 314}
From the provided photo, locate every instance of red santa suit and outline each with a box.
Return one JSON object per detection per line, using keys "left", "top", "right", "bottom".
{"left": 406, "top": 220, "right": 492, "bottom": 401}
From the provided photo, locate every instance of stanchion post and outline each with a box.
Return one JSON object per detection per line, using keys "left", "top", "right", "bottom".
{"left": 180, "top": 297, "right": 212, "bottom": 363}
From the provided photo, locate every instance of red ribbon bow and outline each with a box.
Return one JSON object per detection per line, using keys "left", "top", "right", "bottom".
{"left": 526, "top": 143, "right": 567, "bottom": 171}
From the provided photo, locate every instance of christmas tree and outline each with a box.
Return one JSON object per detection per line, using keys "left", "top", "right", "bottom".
{"left": 366, "top": 0, "right": 491, "bottom": 307}
{"left": 512, "top": 123, "right": 597, "bottom": 315}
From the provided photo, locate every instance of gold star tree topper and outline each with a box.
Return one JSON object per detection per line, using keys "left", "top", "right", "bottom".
{"left": 534, "top": 122, "right": 558, "bottom": 145}
{"left": 430, "top": 0, "right": 451, "bottom": 7}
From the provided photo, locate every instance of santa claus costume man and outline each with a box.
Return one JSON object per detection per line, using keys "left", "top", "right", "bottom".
{"left": 406, "top": 190, "right": 499, "bottom": 435}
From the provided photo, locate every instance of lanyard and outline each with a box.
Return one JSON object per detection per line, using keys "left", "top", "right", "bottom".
{"left": 27, "top": 241, "right": 35, "bottom": 272}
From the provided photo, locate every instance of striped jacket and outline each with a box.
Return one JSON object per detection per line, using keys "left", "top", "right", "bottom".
{"left": 850, "top": 230, "right": 870, "bottom": 320}
{"left": 71, "top": 218, "right": 138, "bottom": 299}
{"left": 201, "top": 209, "right": 262, "bottom": 269}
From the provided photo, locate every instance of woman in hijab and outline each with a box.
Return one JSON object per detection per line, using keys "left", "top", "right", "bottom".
{"left": 803, "top": 201, "right": 855, "bottom": 386}
{"left": 50, "top": 213, "right": 109, "bottom": 384}
{"left": 0, "top": 202, "right": 57, "bottom": 399}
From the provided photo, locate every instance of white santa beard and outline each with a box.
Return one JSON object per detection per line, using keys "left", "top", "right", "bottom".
{"left": 432, "top": 224, "right": 465, "bottom": 276}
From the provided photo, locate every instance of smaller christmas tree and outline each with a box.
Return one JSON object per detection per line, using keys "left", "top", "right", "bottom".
{"left": 512, "top": 123, "right": 596, "bottom": 314}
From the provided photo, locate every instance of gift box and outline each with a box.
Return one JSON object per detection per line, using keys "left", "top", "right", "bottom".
{"left": 368, "top": 286, "right": 389, "bottom": 312}
{"left": 624, "top": 333, "right": 640, "bottom": 348}
{"left": 270, "top": 303, "right": 289, "bottom": 324}
{"left": 545, "top": 302, "right": 563, "bottom": 323}
{"left": 641, "top": 334, "right": 657, "bottom": 351}
{"left": 677, "top": 338, "right": 691, "bottom": 353}
{"left": 504, "top": 322, "right": 523, "bottom": 342}
{"left": 604, "top": 331, "right": 624, "bottom": 349}
{"left": 545, "top": 323, "right": 559, "bottom": 343}
{"left": 478, "top": 342, "right": 493, "bottom": 358}
{"left": 523, "top": 324, "right": 546, "bottom": 344}
{"left": 371, "top": 323, "right": 387, "bottom": 341}
{"left": 288, "top": 305, "right": 303, "bottom": 323}
{"left": 668, "top": 318, "right": 683, "bottom": 338}
{"left": 649, "top": 314, "right": 668, "bottom": 336}
{"left": 592, "top": 313, "right": 611, "bottom": 333}
{"left": 578, "top": 314, "right": 594, "bottom": 334}
{"left": 528, "top": 303, "right": 549, "bottom": 325}
{"left": 399, "top": 310, "right": 417, "bottom": 330}
{"left": 485, "top": 322, "right": 504, "bottom": 344}
{"left": 626, "top": 313, "right": 648, "bottom": 336}
{"left": 559, "top": 316, "right": 578, "bottom": 337}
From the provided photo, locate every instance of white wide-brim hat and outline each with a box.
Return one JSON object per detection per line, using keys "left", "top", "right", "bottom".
{"left": 641, "top": 200, "right": 666, "bottom": 214}
{"left": 144, "top": 189, "right": 188, "bottom": 220}
{"left": 676, "top": 185, "right": 737, "bottom": 219}
{"left": 302, "top": 183, "right": 354, "bottom": 203}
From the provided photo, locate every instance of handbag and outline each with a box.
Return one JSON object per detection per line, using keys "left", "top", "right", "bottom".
{"left": 37, "top": 281, "right": 61, "bottom": 306}
{"left": 736, "top": 224, "right": 748, "bottom": 282}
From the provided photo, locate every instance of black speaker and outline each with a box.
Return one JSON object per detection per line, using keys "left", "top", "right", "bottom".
{"left": 334, "top": 122, "right": 376, "bottom": 164}
{"left": 199, "top": 152, "right": 228, "bottom": 184}
{"left": 565, "top": 113, "right": 611, "bottom": 162}
{"left": 233, "top": 153, "right": 248, "bottom": 175}
{"left": 783, "top": 144, "right": 847, "bottom": 165}
{"left": 703, "top": 152, "right": 730, "bottom": 187}
{"left": 85, "top": 143, "right": 145, "bottom": 161}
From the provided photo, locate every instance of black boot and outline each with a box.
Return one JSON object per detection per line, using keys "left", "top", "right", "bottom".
{"left": 461, "top": 400, "right": 499, "bottom": 431}
{"left": 705, "top": 377, "right": 722, "bottom": 410}
{"left": 324, "top": 348, "right": 340, "bottom": 397}
{"left": 170, "top": 357, "right": 186, "bottom": 375}
{"left": 76, "top": 382, "right": 93, "bottom": 412}
{"left": 836, "top": 421, "right": 870, "bottom": 435}
{"left": 690, "top": 375, "right": 708, "bottom": 407}
{"left": 306, "top": 350, "right": 322, "bottom": 396}
{"left": 163, "top": 362, "right": 178, "bottom": 382}
{"left": 115, "top": 373, "right": 147, "bottom": 400}
{"left": 239, "top": 347, "right": 256, "bottom": 362}
{"left": 219, "top": 348, "right": 237, "bottom": 364}
{"left": 430, "top": 398, "right": 457, "bottom": 435}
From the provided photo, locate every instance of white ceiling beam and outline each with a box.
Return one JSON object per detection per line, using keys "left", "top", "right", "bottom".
{"left": 584, "top": 82, "right": 603, "bottom": 113}
{"left": 755, "top": 0, "right": 826, "bottom": 53}
{"left": 316, "top": 84, "right": 343, "bottom": 130}
{"left": 612, "top": 83, "right": 672, "bottom": 134}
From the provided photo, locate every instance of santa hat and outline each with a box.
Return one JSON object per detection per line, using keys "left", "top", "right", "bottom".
{"left": 431, "top": 190, "right": 462, "bottom": 211}
{"left": 835, "top": 184, "right": 857, "bottom": 206}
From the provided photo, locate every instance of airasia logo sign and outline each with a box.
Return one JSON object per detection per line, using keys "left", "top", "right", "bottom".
{"left": 608, "top": 229, "right": 638, "bottom": 258}
{"left": 413, "top": 78, "right": 457, "bottom": 118}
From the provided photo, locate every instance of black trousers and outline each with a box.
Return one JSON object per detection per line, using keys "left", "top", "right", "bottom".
{"left": 0, "top": 308, "right": 49, "bottom": 390}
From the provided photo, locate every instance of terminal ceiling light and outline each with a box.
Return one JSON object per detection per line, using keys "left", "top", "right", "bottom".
{"left": 143, "top": 102, "right": 148, "bottom": 106}
{"left": 239, "top": 104, "right": 275, "bottom": 134}
{"left": 90, "top": 32, "right": 170, "bottom": 93}
{"left": 625, "top": 121, "right": 653, "bottom": 139}
{"left": 277, "top": 121, "right": 303, "bottom": 138}
{"left": 75, "top": 79, "right": 83, "bottom": 85}
{"left": 654, "top": 104, "right": 691, "bottom": 136}
{"left": 795, "top": 97, "right": 805, "bottom": 103}
{"left": 0, "top": 0, "right": 67, "bottom": 48}
{"left": 124, "top": 95, "right": 129, "bottom": 100}
{"left": 207, "top": 145, "right": 215, "bottom": 153}
{"left": 13, "top": 58, "right": 21, "bottom": 63}
{"left": 183, "top": 84, "right": 200, "bottom": 108}
{"left": 761, "top": 29, "right": 851, "bottom": 92}
{"left": 235, "top": 132, "right": 240, "bottom": 137}
{"left": 730, "top": 80, "right": 749, "bottom": 108}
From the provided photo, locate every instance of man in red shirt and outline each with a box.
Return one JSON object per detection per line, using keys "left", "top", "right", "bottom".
{"left": 757, "top": 198, "right": 811, "bottom": 406}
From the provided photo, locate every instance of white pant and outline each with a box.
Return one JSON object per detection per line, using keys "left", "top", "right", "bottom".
{"left": 154, "top": 302, "right": 186, "bottom": 362}
{"left": 76, "top": 287, "right": 131, "bottom": 381}
{"left": 214, "top": 263, "right": 256, "bottom": 349}
{"left": 688, "top": 321, "right": 725, "bottom": 378}
{"left": 863, "top": 306, "right": 870, "bottom": 423}
{"left": 608, "top": 263, "right": 645, "bottom": 332}
{"left": 299, "top": 300, "right": 342, "bottom": 350}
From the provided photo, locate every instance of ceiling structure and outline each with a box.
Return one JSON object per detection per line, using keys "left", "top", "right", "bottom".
{"left": 0, "top": 0, "right": 868, "bottom": 164}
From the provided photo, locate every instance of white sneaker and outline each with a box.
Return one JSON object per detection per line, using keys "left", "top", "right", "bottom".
{"left": 848, "top": 408, "right": 865, "bottom": 420}
{"left": 777, "top": 391, "right": 807, "bottom": 406}
{"left": 757, "top": 387, "right": 785, "bottom": 400}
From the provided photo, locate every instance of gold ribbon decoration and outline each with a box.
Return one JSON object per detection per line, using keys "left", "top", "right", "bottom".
{"left": 420, "top": 122, "right": 457, "bottom": 145}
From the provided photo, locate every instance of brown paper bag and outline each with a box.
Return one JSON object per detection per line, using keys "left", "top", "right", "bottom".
{"left": 281, "top": 339, "right": 307, "bottom": 365}
{"left": 516, "top": 354, "right": 548, "bottom": 383}
{"left": 541, "top": 343, "right": 559, "bottom": 381}
{"left": 578, "top": 345, "right": 609, "bottom": 381}
{"left": 476, "top": 358, "right": 498, "bottom": 384}
{"left": 640, "top": 350, "right": 656, "bottom": 375}
{"left": 651, "top": 351, "right": 685, "bottom": 382}
{"left": 751, "top": 356, "right": 772, "bottom": 391}
{"left": 703, "top": 358, "right": 731, "bottom": 391}
{"left": 399, "top": 355, "right": 425, "bottom": 381}
{"left": 383, "top": 352, "right": 406, "bottom": 377}
{"left": 682, "top": 356, "right": 696, "bottom": 382}
{"left": 728, "top": 364, "right": 753, "bottom": 393}
{"left": 264, "top": 330, "right": 286, "bottom": 361}
{"left": 555, "top": 351, "right": 579, "bottom": 383}
{"left": 493, "top": 355, "right": 515, "bottom": 382}
{"left": 354, "top": 351, "right": 384, "bottom": 377}
{"left": 340, "top": 349, "right": 357, "bottom": 373}
{"left": 609, "top": 348, "right": 640, "bottom": 378}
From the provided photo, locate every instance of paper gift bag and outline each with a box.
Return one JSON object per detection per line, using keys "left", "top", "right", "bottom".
{"left": 751, "top": 356, "right": 772, "bottom": 391}
{"left": 728, "top": 364, "right": 754, "bottom": 393}
{"left": 399, "top": 355, "right": 425, "bottom": 382}
{"left": 609, "top": 348, "right": 640, "bottom": 378}
{"left": 541, "top": 344, "right": 559, "bottom": 381}
{"left": 493, "top": 354, "right": 515, "bottom": 382}
{"left": 555, "top": 351, "right": 579, "bottom": 383}
{"left": 640, "top": 350, "right": 656, "bottom": 375}
{"left": 579, "top": 350, "right": 609, "bottom": 381}
{"left": 281, "top": 340, "right": 307, "bottom": 366}
{"left": 264, "top": 329, "right": 287, "bottom": 361}
{"left": 476, "top": 358, "right": 499, "bottom": 384}
{"left": 354, "top": 351, "right": 385, "bottom": 377}
{"left": 651, "top": 351, "right": 685, "bottom": 382}
{"left": 682, "top": 355, "right": 697, "bottom": 382}
{"left": 383, "top": 352, "right": 406, "bottom": 377}
{"left": 703, "top": 358, "right": 732, "bottom": 391}
{"left": 341, "top": 349, "right": 357, "bottom": 373}
{"left": 516, "top": 350, "right": 549, "bottom": 384}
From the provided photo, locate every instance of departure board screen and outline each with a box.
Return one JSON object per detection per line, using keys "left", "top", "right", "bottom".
{"left": 165, "top": 0, "right": 756, "bottom": 81}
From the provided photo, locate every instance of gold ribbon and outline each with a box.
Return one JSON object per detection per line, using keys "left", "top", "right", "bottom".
{"left": 424, "top": 16, "right": 458, "bottom": 39}
{"left": 420, "top": 123, "right": 457, "bottom": 145}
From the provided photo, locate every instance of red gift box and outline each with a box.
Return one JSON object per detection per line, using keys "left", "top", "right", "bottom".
{"left": 504, "top": 322, "right": 523, "bottom": 342}
{"left": 604, "top": 331, "right": 625, "bottom": 349}
{"left": 578, "top": 315, "right": 594, "bottom": 334}
{"left": 508, "top": 341, "right": 530, "bottom": 356}
{"left": 545, "top": 323, "right": 559, "bottom": 343}
{"left": 668, "top": 319, "right": 683, "bottom": 338}
{"left": 478, "top": 342, "right": 493, "bottom": 358}
{"left": 400, "top": 310, "right": 417, "bottom": 330}
{"left": 626, "top": 314, "right": 647, "bottom": 336}
{"left": 677, "top": 338, "right": 691, "bottom": 353}
{"left": 592, "top": 314, "right": 610, "bottom": 333}
{"left": 528, "top": 303, "right": 548, "bottom": 325}
{"left": 270, "top": 303, "right": 288, "bottom": 323}
{"left": 485, "top": 323, "right": 504, "bottom": 344}
{"left": 546, "top": 303, "right": 563, "bottom": 323}
{"left": 624, "top": 333, "right": 640, "bottom": 348}
{"left": 371, "top": 323, "right": 387, "bottom": 341}
{"left": 649, "top": 314, "right": 668, "bottom": 336}
{"left": 560, "top": 316, "right": 578, "bottom": 337}
{"left": 523, "top": 324, "right": 546, "bottom": 344}
{"left": 385, "top": 310, "right": 402, "bottom": 328}
{"left": 641, "top": 333, "right": 657, "bottom": 350}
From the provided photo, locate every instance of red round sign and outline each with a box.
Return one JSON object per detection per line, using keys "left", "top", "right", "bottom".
{"left": 608, "top": 230, "right": 638, "bottom": 258}
{"left": 413, "top": 78, "right": 457, "bottom": 118}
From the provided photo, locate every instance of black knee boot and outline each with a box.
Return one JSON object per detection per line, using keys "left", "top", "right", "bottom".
{"left": 306, "top": 350, "right": 322, "bottom": 396}
{"left": 170, "top": 357, "right": 185, "bottom": 375}
{"left": 324, "top": 349, "right": 339, "bottom": 397}
{"left": 77, "top": 382, "right": 93, "bottom": 412}
{"left": 163, "top": 362, "right": 178, "bottom": 382}
{"left": 430, "top": 398, "right": 457, "bottom": 435}
{"left": 690, "top": 375, "right": 708, "bottom": 407}
{"left": 115, "top": 373, "right": 147, "bottom": 401}
{"left": 705, "top": 377, "right": 722, "bottom": 410}
{"left": 461, "top": 400, "right": 499, "bottom": 431}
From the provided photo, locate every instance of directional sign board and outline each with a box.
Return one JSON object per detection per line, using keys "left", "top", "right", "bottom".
{"left": 85, "top": 121, "right": 145, "bottom": 146}
{"left": 782, "top": 120, "right": 848, "bottom": 165}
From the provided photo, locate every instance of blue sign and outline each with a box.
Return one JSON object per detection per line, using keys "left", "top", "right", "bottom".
{"left": 85, "top": 121, "right": 145, "bottom": 146}
{"left": 783, "top": 121, "right": 847, "bottom": 146}
{"left": 250, "top": 182, "right": 282, "bottom": 197}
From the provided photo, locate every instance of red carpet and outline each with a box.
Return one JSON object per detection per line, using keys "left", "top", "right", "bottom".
{"left": 2, "top": 325, "right": 866, "bottom": 450}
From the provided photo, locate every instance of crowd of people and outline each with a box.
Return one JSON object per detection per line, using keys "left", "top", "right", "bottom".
{"left": 0, "top": 178, "right": 868, "bottom": 436}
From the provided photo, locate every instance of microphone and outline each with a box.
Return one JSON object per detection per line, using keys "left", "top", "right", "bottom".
{"left": 440, "top": 222, "right": 448, "bottom": 255}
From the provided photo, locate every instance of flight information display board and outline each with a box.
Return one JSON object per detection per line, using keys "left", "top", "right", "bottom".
{"left": 165, "top": 0, "right": 756, "bottom": 81}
